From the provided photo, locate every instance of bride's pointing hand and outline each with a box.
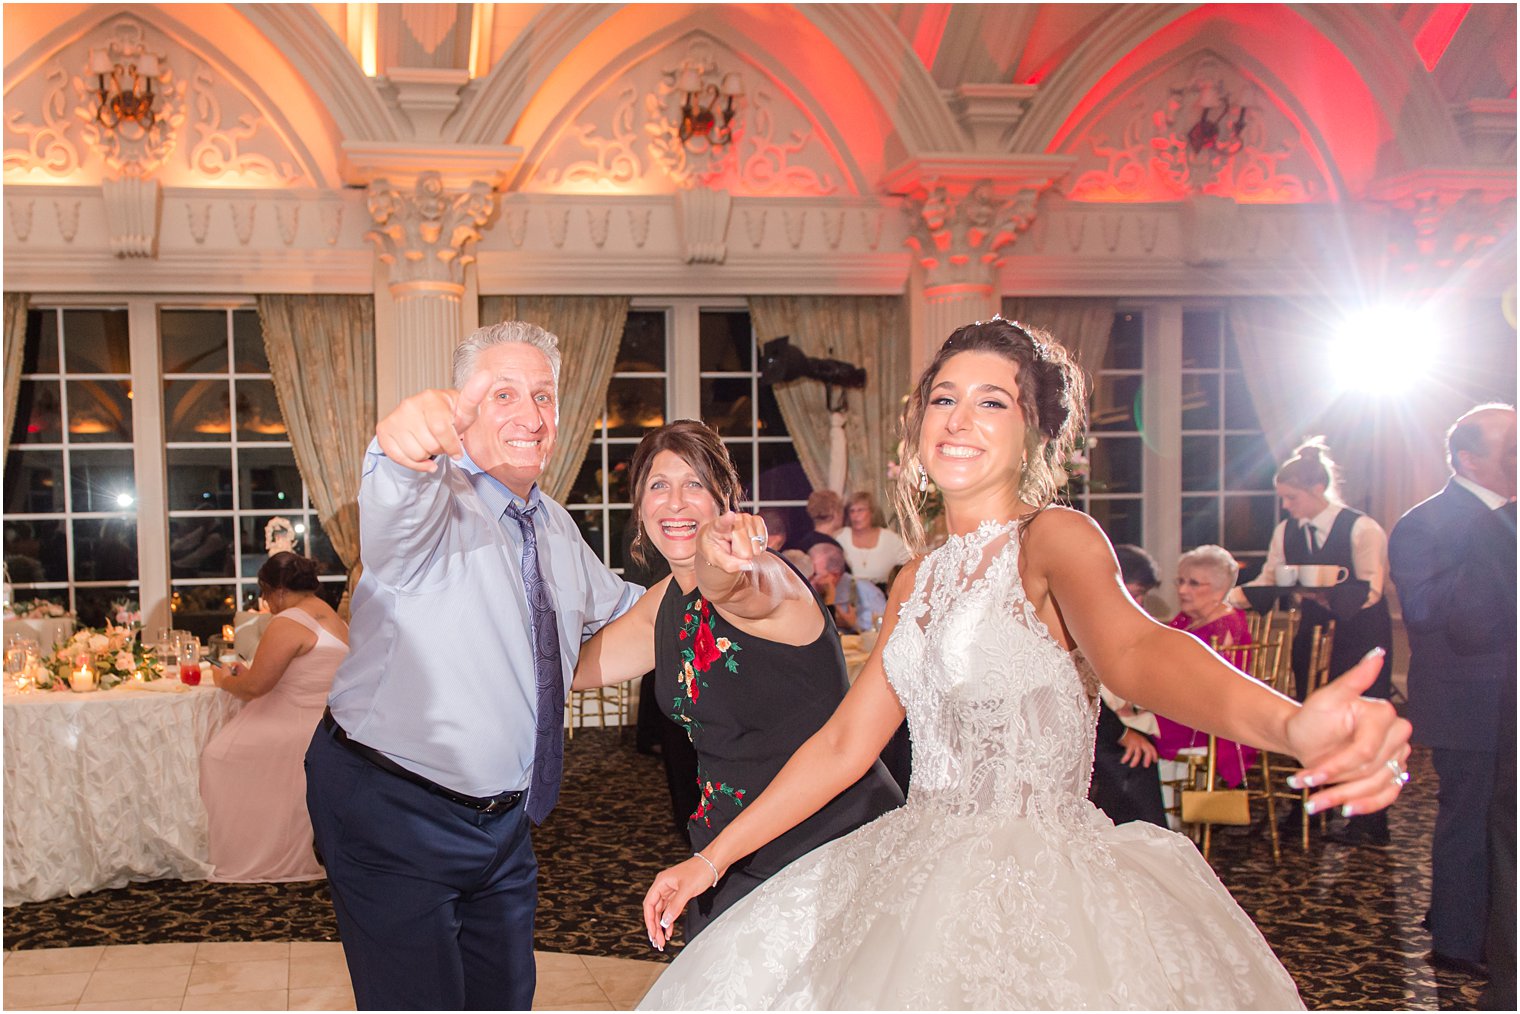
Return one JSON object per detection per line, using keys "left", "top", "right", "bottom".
{"left": 643, "top": 856, "right": 718, "bottom": 951}
{"left": 1284, "top": 647, "right": 1413, "bottom": 819}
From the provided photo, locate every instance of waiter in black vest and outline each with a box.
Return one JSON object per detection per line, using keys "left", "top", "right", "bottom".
{"left": 1231, "top": 437, "right": 1394, "bottom": 847}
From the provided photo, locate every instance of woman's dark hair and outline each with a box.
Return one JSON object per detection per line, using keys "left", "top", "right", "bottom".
{"left": 257, "top": 551, "right": 321, "bottom": 595}
{"left": 1274, "top": 436, "right": 1342, "bottom": 503}
{"left": 1113, "top": 544, "right": 1160, "bottom": 592}
{"left": 628, "top": 420, "right": 743, "bottom": 565}
{"left": 892, "top": 316, "right": 1087, "bottom": 551}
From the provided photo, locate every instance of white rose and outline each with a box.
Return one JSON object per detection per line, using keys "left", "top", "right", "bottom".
{"left": 114, "top": 651, "right": 135, "bottom": 671}
{"left": 88, "top": 634, "right": 109, "bottom": 653}
{"left": 71, "top": 630, "right": 90, "bottom": 644}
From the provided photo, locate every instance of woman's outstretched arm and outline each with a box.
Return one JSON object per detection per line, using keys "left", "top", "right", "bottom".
{"left": 571, "top": 576, "right": 665, "bottom": 689}
{"left": 1024, "top": 508, "right": 1410, "bottom": 818}
{"left": 640, "top": 561, "right": 915, "bottom": 950}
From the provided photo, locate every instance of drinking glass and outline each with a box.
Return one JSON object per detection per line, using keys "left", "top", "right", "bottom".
{"left": 178, "top": 636, "right": 202, "bottom": 685}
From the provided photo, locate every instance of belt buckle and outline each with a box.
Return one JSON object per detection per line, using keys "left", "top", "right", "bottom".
{"left": 481, "top": 796, "right": 502, "bottom": 813}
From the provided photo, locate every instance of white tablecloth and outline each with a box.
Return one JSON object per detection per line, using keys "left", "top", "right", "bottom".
{"left": 3, "top": 682, "right": 241, "bottom": 906}
{"left": 4, "top": 615, "right": 77, "bottom": 649}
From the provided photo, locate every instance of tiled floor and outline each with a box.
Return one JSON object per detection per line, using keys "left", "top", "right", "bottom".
{"left": 1, "top": 942, "right": 664, "bottom": 1011}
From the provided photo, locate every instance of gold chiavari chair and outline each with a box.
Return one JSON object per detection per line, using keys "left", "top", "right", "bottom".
{"left": 565, "top": 680, "right": 634, "bottom": 741}
{"left": 1257, "top": 619, "right": 1336, "bottom": 850}
{"left": 1179, "top": 632, "right": 1289, "bottom": 861}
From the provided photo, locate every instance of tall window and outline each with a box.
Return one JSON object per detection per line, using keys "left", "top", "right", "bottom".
{"left": 4, "top": 302, "right": 342, "bottom": 633}
{"left": 161, "top": 308, "right": 344, "bottom": 621}
{"left": 5, "top": 308, "right": 137, "bottom": 624}
{"left": 1050, "top": 304, "right": 1279, "bottom": 584}
{"left": 566, "top": 303, "right": 806, "bottom": 573}
{"left": 1178, "top": 309, "right": 1276, "bottom": 580}
{"left": 1069, "top": 312, "right": 1146, "bottom": 547}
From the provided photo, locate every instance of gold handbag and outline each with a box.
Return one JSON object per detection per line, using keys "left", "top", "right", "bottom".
{"left": 1180, "top": 736, "right": 1252, "bottom": 826}
{"left": 1180, "top": 788, "right": 1251, "bottom": 825}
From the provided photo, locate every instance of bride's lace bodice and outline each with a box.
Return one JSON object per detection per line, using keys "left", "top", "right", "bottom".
{"left": 883, "top": 519, "right": 1100, "bottom": 826}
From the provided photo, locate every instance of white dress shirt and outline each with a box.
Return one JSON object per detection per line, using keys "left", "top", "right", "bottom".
{"left": 840, "top": 528, "right": 912, "bottom": 585}
{"left": 1234, "top": 503, "right": 1389, "bottom": 608}
{"left": 1453, "top": 473, "right": 1510, "bottom": 510}
{"left": 327, "top": 440, "right": 642, "bottom": 798}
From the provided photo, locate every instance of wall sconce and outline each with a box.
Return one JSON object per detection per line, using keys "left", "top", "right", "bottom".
{"left": 1186, "top": 95, "right": 1247, "bottom": 156}
{"left": 676, "top": 66, "right": 743, "bottom": 148}
{"left": 88, "top": 45, "right": 163, "bottom": 131}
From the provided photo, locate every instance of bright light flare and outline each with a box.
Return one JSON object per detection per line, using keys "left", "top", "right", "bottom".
{"left": 1329, "top": 307, "right": 1434, "bottom": 394}
{"left": 115, "top": 493, "right": 134, "bottom": 508}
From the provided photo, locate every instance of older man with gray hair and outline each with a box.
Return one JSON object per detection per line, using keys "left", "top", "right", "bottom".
{"left": 305, "top": 321, "right": 641, "bottom": 1010}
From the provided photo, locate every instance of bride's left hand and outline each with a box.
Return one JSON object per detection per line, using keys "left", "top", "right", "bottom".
{"left": 642, "top": 856, "right": 717, "bottom": 951}
{"left": 1284, "top": 647, "right": 1413, "bottom": 818}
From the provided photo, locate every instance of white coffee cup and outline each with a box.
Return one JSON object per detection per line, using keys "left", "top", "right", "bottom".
{"left": 1274, "top": 565, "right": 1299, "bottom": 587}
{"left": 1298, "top": 564, "right": 1348, "bottom": 587}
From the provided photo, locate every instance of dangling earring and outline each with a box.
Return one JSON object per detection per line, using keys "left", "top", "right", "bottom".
{"left": 917, "top": 463, "right": 929, "bottom": 493}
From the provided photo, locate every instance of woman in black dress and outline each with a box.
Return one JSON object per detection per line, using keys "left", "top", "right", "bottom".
{"left": 574, "top": 420, "right": 903, "bottom": 937}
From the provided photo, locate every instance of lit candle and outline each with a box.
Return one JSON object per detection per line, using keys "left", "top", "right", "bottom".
{"left": 133, "top": 669, "right": 146, "bottom": 682}
{"left": 71, "top": 661, "right": 96, "bottom": 692}
{"left": 222, "top": 624, "right": 235, "bottom": 643}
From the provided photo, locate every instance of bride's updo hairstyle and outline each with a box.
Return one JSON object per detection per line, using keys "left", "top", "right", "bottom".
{"left": 628, "top": 419, "right": 743, "bottom": 566}
{"left": 892, "top": 316, "right": 1087, "bottom": 552}
{"left": 1274, "top": 436, "right": 1343, "bottom": 504}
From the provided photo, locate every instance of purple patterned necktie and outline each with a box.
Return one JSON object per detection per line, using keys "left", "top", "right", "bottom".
{"left": 506, "top": 502, "right": 564, "bottom": 824}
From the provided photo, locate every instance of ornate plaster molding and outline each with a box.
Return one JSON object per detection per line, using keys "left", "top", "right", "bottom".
{"left": 901, "top": 180, "right": 1041, "bottom": 290}
{"left": 341, "top": 140, "right": 520, "bottom": 190}
{"left": 1063, "top": 51, "right": 1320, "bottom": 204}
{"left": 101, "top": 175, "right": 161, "bottom": 256}
{"left": 365, "top": 172, "right": 496, "bottom": 288}
{"left": 675, "top": 186, "right": 732, "bottom": 264}
{"left": 948, "top": 84, "right": 1038, "bottom": 152}
{"left": 1369, "top": 167, "right": 1516, "bottom": 275}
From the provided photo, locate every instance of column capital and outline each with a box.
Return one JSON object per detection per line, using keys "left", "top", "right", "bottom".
{"left": 1367, "top": 167, "right": 1516, "bottom": 278}
{"left": 365, "top": 172, "right": 496, "bottom": 288}
{"left": 900, "top": 179, "right": 1040, "bottom": 288}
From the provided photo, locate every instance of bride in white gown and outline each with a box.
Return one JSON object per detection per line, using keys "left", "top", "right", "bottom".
{"left": 637, "top": 318, "right": 1412, "bottom": 1010}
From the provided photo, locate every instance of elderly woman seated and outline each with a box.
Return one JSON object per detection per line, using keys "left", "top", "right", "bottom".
{"left": 199, "top": 553, "right": 348, "bottom": 882}
{"left": 1153, "top": 545, "right": 1259, "bottom": 789}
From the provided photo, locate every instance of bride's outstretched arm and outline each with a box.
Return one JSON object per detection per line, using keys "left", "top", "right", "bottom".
{"left": 640, "top": 563, "right": 916, "bottom": 950}
{"left": 1024, "top": 508, "right": 1410, "bottom": 819}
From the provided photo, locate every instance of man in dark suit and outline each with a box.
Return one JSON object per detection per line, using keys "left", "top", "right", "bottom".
{"left": 1389, "top": 404, "right": 1517, "bottom": 978}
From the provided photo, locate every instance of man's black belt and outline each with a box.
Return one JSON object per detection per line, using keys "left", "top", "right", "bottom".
{"left": 321, "top": 709, "right": 525, "bottom": 814}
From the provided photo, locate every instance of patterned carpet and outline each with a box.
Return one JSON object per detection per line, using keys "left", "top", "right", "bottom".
{"left": 2, "top": 731, "right": 1493, "bottom": 1009}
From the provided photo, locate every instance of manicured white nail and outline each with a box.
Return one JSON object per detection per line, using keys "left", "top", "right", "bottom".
{"left": 660, "top": 915, "right": 671, "bottom": 930}
{"left": 1287, "top": 774, "right": 1303, "bottom": 790}
{"left": 1341, "top": 804, "right": 1356, "bottom": 818}
{"left": 1303, "top": 773, "right": 1325, "bottom": 787}
{"left": 1304, "top": 800, "right": 1318, "bottom": 815}
{"left": 1363, "top": 647, "right": 1386, "bottom": 661}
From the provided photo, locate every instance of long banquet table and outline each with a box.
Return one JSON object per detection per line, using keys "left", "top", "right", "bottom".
{"left": 3, "top": 681, "right": 241, "bottom": 906}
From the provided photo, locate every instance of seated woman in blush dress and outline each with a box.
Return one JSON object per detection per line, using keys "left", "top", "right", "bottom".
{"left": 1154, "top": 544, "right": 1258, "bottom": 787}
{"left": 200, "top": 552, "right": 348, "bottom": 882}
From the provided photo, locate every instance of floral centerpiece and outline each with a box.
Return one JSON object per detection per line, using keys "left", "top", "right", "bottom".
{"left": 31, "top": 624, "right": 161, "bottom": 691}
{"left": 110, "top": 597, "right": 143, "bottom": 628}
{"left": 9, "top": 599, "right": 70, "bottom": 619}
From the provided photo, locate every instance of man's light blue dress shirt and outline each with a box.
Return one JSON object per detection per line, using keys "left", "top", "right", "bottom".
{"left": 328, "top": 440, "right": 642, "bottom": 798}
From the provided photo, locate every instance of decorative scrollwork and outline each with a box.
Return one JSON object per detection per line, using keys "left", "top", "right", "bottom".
{"left": 3, "top": 63, "right": 83, "bottom": 178}
{"left": 186, "top": 64, "right": 302, "bottom": 185}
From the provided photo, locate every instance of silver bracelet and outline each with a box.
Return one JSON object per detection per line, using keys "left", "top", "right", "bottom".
{"left": 693, "top": 851, "right": 719, "bottom": 889}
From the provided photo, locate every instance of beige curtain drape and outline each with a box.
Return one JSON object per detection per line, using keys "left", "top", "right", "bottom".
{"left": 257, "top": 295, "right": 376, "bottom": 606}
{"left": 4, "top": 293, "right": 29, "bottom": 465}
{"left": 1001, "top": 297, "right": 1119, "bottom": 391}
{"left": 479, "top": 295, "right": 631, "bottom": 502}
{"left": 1225, "top": 298, "right": 1338, "bottom": 464}
{"left": 747, "top": 296, "right": 910, "bottom": 525}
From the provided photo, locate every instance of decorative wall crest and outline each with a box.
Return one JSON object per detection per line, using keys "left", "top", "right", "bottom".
{"left": 533, "top": 35, "right": 840, "bottom": 197}
{"left": 1377, "top": 182, "right": 1517, "bottom": 276}
{"left": 365, "top": 172, "right": 496, "bottom": 286}
{"left": 3, "top": 14, "right": 309, "bottom": 188}
{"left": 74, "top": 19, "right": 187, "bottom": 177}
{"left": 1065, "top": 52, "right": 1319, "bottom": 204}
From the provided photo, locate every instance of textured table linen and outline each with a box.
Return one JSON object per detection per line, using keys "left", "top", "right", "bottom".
{"left": 3, "top": 683, "right": 241, "bottom": 905}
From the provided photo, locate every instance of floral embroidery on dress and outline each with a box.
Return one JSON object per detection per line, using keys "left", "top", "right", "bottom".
{"left": 669, "top": 595, "right": 743, "bottom": 733}
{"left": 691, "top": 769, "right": 748, "bottom": 827}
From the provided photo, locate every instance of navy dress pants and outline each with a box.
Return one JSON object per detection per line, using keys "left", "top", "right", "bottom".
{"left": 1430, "top": 746, "right": 1496, "bottom": 963}
{"left": 305, "top": 724, "right": 537, "bottom": 1010}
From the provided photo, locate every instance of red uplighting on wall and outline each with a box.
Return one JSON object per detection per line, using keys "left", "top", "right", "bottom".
{"left": 1412, "top": 4, "right": 1472, "bottom": 72}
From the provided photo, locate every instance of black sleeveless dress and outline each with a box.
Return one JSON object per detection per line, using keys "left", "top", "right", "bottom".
{"left": 652, "top": 553, "right": 904, "bottom": 937}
